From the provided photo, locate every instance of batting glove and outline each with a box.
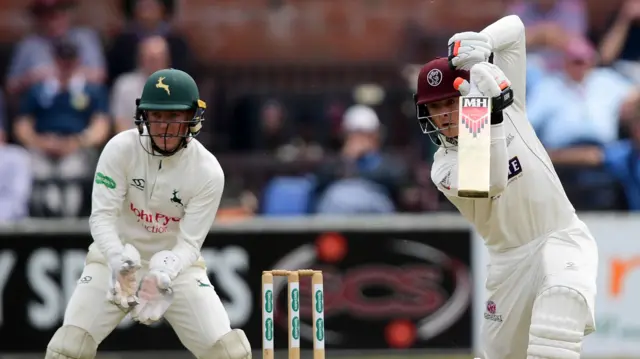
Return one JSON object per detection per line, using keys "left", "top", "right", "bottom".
{"left": 454, "top": 62, "right": 514, "bottom": 124}
{"left": 448, "top": 32, "right": 493, "bottom": 71}
{"left": 107, "top": 243, "right": 142, "bottom": 311}
{"left": 131, "top": 250, "right": 180, "bottom": 325}
{"left": 473, "top": 62, "right": 512, "bottom": 99}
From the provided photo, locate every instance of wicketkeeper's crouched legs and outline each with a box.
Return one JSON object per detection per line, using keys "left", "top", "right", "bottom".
{"left": 46, "top": 262, "right": 128, "bottom": 359}
{"left": 163, "top": 266, "right": 251, "bottom": 359}
{"left": 526, "top": 287, "right": 589, "bottom": 359}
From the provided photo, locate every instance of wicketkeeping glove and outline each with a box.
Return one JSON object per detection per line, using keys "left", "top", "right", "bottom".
{"left": 448, "top": 32, "right": 493, "bottom": 71}
{"left": 107, "top": 243, "right": 142, "bottom": 310}
{"left": 131, "top": 250, "right": 181, "bottom": 325}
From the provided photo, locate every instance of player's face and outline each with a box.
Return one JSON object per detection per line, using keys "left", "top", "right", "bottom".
{"left": 146, "top": 110, "right": 190, "bottom": 152}
{"left": 427, "top": 97, "right": 459, "bottom": 138}
{"left": 565, "top": 57, "right": 592, "bottom": 82}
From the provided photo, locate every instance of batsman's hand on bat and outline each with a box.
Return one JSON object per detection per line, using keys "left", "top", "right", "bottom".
{"left": 448, "top": 32, "right": 493, "bottom": 71}
{"left": 454, "top": 62, "right": 514, "bottom": 124}
{"left": 131, "top": 250, "right": 180, "bottom": 325}
{"left": 107, "top": 243, "right": 142, "bottom": 311}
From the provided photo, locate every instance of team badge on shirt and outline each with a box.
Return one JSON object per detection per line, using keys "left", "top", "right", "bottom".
{"left": 484, "top": 300, "right": 503, "bottom": 322}
{"left": 171, "top": 190, "right": 183, "bottom": 207}
{"left": 70, "top": 91, "right": 89, "bottom": 110}
{"left": 507, "top": 156, "right": 523, "bottom": 181}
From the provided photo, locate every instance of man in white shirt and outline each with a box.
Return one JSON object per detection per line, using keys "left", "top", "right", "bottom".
{"left": 527, "top": 36, "right": 639, "bottom": 149}
{"left": 45, "top": 69, "right": 251, "bottom": 359}
{"left": 414, "top": 15, "right": 599, "bottom": 359}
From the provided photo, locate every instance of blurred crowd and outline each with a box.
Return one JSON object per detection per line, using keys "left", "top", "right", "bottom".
{"left": 1, "top": 0, "right": 640, "bottom": 223}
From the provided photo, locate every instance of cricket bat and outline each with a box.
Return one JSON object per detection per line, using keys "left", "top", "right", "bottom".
{"left": 457, "top": 96, "right": 492, "bottom": 198}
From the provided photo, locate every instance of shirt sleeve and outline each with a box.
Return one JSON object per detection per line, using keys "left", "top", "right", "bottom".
{"left": 88, "top": 133, "right": 131, "bottom": 260}
{"left": 481, "top": 15, "right": 527, "bottom": 112}
{"left": 432, "top": 123, "right": 509, "bottom": 197}
{"left": 600, "top": 69, "right": 635, "bottom": 112}
{"left": 172, "top": 159, "right": 225, "bottom": 272}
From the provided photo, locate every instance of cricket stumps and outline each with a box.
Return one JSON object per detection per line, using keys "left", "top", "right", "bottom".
{"left": 262, "top": 269, "right": 325, "bottom": 359}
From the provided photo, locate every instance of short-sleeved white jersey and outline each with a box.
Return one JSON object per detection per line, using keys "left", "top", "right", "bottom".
{"left": 431, "top": 15, "right": 577, "bottom": 252}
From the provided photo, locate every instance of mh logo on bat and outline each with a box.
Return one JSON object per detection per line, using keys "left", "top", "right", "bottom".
{"left": 461, "top": 96, "right": 490, "bottom": 137}
{"left": 462, "top": 97, "right": 489, "bottom": 107}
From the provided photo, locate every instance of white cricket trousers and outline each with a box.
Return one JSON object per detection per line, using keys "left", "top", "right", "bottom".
{"left": 61, "top": 261, "right": 232, "bottom": 357}
{"left": 481, "top": 218, "right": 598, "bottom": 359}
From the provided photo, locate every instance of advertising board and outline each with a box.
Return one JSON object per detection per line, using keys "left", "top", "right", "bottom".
{"left": 0, "top": 226, "right": 472, "bottom": 352}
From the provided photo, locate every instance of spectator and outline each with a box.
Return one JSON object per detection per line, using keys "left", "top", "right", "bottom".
{"left": 0, "top": 90, "right": 32, "bottom": 222}
{"left": 312, "top": 105, "right": 409, "bottom": 214}
{"left": 107, "top": 0, "right": 191, "bottom": 84}
{"left": 13, "top": 39, "right": 110, "bottom": 217}
{"left": 527, "top": 37, "right": 640, "bottom": 149}
{"left": 508, "top": 0, "right": 587, "bottom": 71}
{"left": 6, "top": 0, "right": 106, "bottom": 95}
{"left": 598, "top": 0, "right": 640, "bottom": 83}
{"left": 549, "top": 112, "right": 640, "bottom": 210}
{"left": 258, "top": 100, "right": 296, "bottom": 156}
{"left": 111, "top": 36, "right": 170, "bottom": 133}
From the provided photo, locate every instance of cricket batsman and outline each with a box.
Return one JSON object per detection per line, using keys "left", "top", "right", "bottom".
{"left": 414, "top": 15, "right": 599, "bottom": 359}
{"left": 45, "top": 68, "right": 251, "bottom": 359}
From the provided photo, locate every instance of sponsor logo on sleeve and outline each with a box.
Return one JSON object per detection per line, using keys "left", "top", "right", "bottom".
{"left": 95, "top": 172, "right": 116, "bottom": 189}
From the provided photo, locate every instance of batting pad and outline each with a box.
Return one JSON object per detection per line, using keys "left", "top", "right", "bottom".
{"left": 202, "top": 329, "right": 252, "bottom": 359}
{"left": 527, "top": 287, "right": 588, "bottom": 359}
{"left": 46, "top": 325, "right": 97, "bottom": 359}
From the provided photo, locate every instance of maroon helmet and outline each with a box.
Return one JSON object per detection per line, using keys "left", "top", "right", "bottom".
{"left": 414, "top": 57, "right": 469, "bottom": 146}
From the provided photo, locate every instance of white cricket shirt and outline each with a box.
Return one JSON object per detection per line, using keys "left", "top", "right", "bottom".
{"left": 88, "top": 129, "right": 224, "bottom": 272}
{"left": 431, "top": 15, "right": 577, "bottom": 252}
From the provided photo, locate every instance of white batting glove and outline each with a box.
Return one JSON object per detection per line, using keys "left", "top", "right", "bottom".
{"left": 131, "top": 250, "right": 180, "bottom": 325}
{"left": 107, "top": 243, "right": 141, "bottom": 311}
{"left": 448, "top": 32, "right": 493, "bottom": 71}
{"left": 470, "top": 62, "right": 511, "bottom": 98}
{"left": 454, "top": 62, "right": 511, "bottom": 98}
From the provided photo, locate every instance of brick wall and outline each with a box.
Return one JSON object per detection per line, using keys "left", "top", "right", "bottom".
{"left": 0, "top": 0, "right": 621, "bottom": 63}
